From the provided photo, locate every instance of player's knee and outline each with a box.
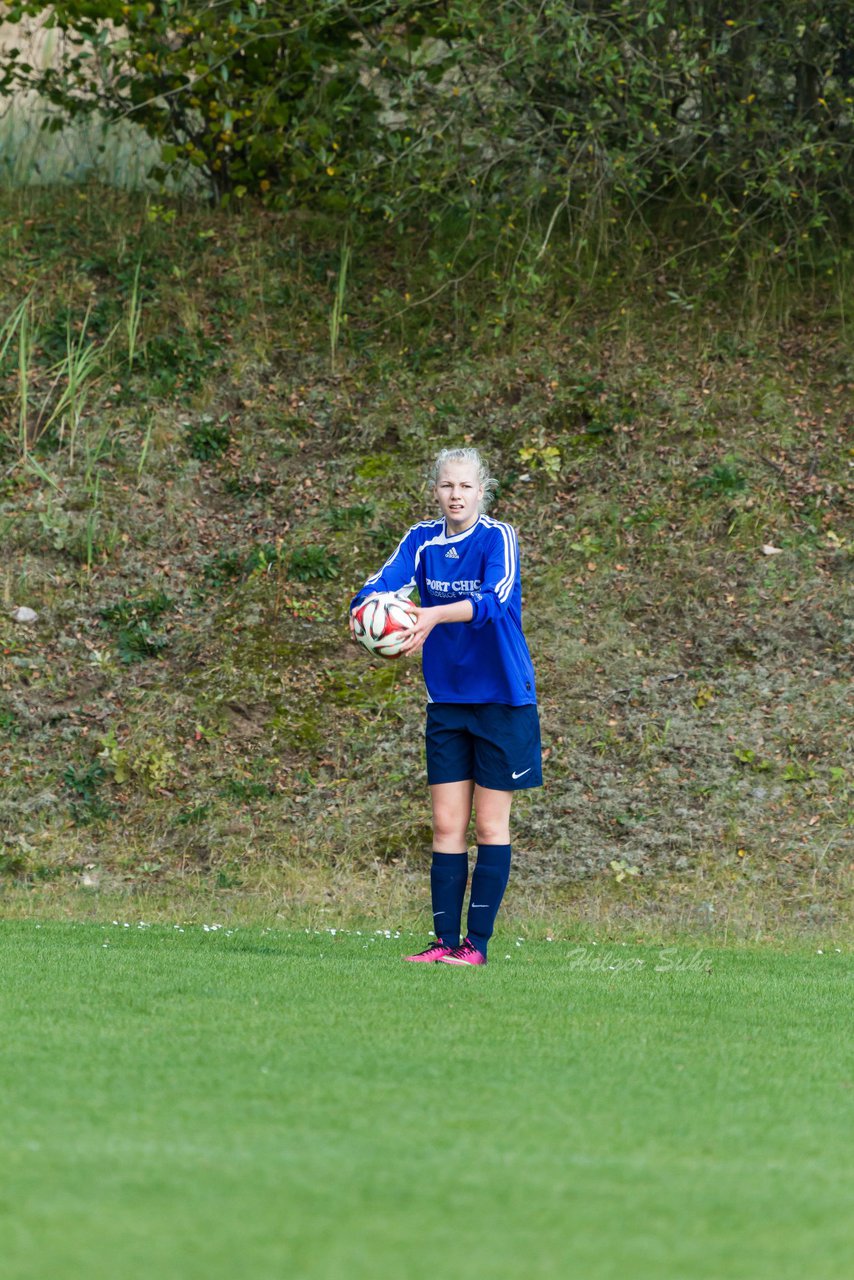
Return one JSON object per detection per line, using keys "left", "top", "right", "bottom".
{"left": 475, "top": 820, "right": 510, "bottom": 845}
{"left": 433, "top": 818, "right": 467, "bottom": 846}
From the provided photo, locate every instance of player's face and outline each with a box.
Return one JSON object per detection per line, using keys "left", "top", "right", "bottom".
{"left": 435, "top": 461, "right": 483, "bottom": 533}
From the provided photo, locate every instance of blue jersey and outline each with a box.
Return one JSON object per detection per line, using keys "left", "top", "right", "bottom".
{"left": 351, "top": 515, "right": 537, "bottom": 706}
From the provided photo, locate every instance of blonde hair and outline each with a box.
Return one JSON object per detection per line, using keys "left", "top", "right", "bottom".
{"left": 429, "top": 447, "right": 497, "bottom": 514}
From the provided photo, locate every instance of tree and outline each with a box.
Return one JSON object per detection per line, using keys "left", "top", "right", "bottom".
{"left": 2, "top": 1, "right": 853, "bottom": 251}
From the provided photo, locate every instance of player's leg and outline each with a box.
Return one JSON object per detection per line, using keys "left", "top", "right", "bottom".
{"left": 459, "top": 786, "right": 513, "bottom": 961}
{"left": 431, "top": 779, "right": 475, "bottom": 850}
{"left": 405, "top": 782, "right": 473, "bottom": 960}
{"left": 426, "top": 707, "right": 475, "bottom": 944}
{"left": 441, "top": 704, "right": 540, "bottom": 966}
{"left": 430, "top": 780, "right": 474, "bottom": 947}
{"left": 473, "top": 785, "right": 513, "bottom": 846}
{"left": 405, "top": 707, "right": 474, "bottom": 962}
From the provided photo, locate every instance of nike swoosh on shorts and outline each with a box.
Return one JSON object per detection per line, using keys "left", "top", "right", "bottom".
{"left": 512, "top": 768, "right": 532, "bottom": 780}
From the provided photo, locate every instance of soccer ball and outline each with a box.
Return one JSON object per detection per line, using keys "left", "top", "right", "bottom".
{"left": 352, "top": 592, "right": 417, "bottom": 659}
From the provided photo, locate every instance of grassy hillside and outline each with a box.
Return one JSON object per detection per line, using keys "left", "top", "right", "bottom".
{"left": 1, "top": 186, "right": 851, "bottom": 938}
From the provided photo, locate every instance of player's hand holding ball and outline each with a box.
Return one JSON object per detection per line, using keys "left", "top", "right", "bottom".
{"left": 351, "top": 592, "right": 419, "bottom": 660}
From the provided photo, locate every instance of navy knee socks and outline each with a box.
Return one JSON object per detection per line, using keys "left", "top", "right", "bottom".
{"left": 430, "top": 852, "right": 469, "bottom": 949}
{"left": 466, "top": 844, "right": 512, "bottom": 959}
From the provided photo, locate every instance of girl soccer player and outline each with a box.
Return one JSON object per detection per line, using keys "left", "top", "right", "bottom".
{"left": 349, "top": 447, "right": 541, "bottom": 966}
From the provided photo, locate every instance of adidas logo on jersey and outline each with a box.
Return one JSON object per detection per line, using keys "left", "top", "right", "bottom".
{"left": 445, "top": 546, "right": 459, "bottom": 559}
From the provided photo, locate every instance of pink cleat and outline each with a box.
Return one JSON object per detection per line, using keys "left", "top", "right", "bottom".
{"left": 438, "top": 939, "right": 487, "bottom": 966}
{"left": 404, "top": 938, "right": 454, "bottom": 963}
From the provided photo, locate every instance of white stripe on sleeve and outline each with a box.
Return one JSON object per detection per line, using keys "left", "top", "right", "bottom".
{"left": 487, "top": 519, "right": 516, "bottom": 602}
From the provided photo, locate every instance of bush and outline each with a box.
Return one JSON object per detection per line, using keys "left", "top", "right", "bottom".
{"left": 3, "top": 1, "right": 853, "bottom": 262}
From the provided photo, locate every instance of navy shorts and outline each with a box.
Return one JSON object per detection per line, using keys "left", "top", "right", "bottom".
{"left": 425, "top": 702, "right": 542, "bottom": 792}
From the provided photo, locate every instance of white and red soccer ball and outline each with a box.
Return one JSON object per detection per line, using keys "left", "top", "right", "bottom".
{"left": 352, "top": 592, "right": 417, "bottom": 659}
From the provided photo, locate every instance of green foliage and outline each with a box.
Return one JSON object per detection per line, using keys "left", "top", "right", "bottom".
{"left": 115, "top": 620, "right": 169, "bottom": 664}
{"left": 186, "top": 416, "right": 230, "bottom": 461}
{"left": 519, "top": 438, "right": 562, "bottom": 479}
{"left": 244, "top": 543, "right": 283, "bottom": 575}
{"left": 100, "top": 591, "right": 173, "bottom": 628}
{"left": 782, "top": 758, "right": 818, "bottom": 784}
{"left": 0, "top": 708, "right": 22, "bottom": 738}
{"left": 287, "top": 546, "right": 340, "bottom": 583}
{"left": 355, "top": 453, "right": 396, "bottom": 480}
{"left": 145, "top": 332, "right": 216, "bottom": 396}
{"left": 63, "top": 761, "right": 111, "bottom": 823}
{"left": 174, "top": 802, "right": 212, "bottom": 826}
{"left": 201, "top": 548, "right": 245, "bottom": 586}
{"left": 100, "top": 591, "right": 173, "bottom": 663}
{"left": 1, "top": 0, "right": 384, "bottom": 205}
{"left": 201, "top": 542, "right": 282, "bottom": 585}
{"left": 325, "top": 503, "right": 375, "bottom": 531}
{"left": 215, "top": 867, "right": 242, "bottom": 888}
{"left": 200, "top": 540, "right": 339, "bottom": 584}
{"left": 610, "top": 858, "right": 642, "bottom": 884}
{"left": 98, "top": 728, "right": 177, "bottom": 791}
{"left": 3, "top": 1, "right": 853, "bottom": 265}
{"left": 694, "top": 461, "right": 748, "bottom": 497}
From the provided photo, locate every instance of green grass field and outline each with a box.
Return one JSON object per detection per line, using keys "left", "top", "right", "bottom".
{"left": 1, "top": 921, "right": 850, "bottom": 1279}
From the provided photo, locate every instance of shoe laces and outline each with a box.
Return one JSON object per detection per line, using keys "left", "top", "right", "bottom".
{"left": 446, "top": 939, "right": 479, "bottom": 959}
{"left": 414, "top": 939, "right": 447, "bottom": 956}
